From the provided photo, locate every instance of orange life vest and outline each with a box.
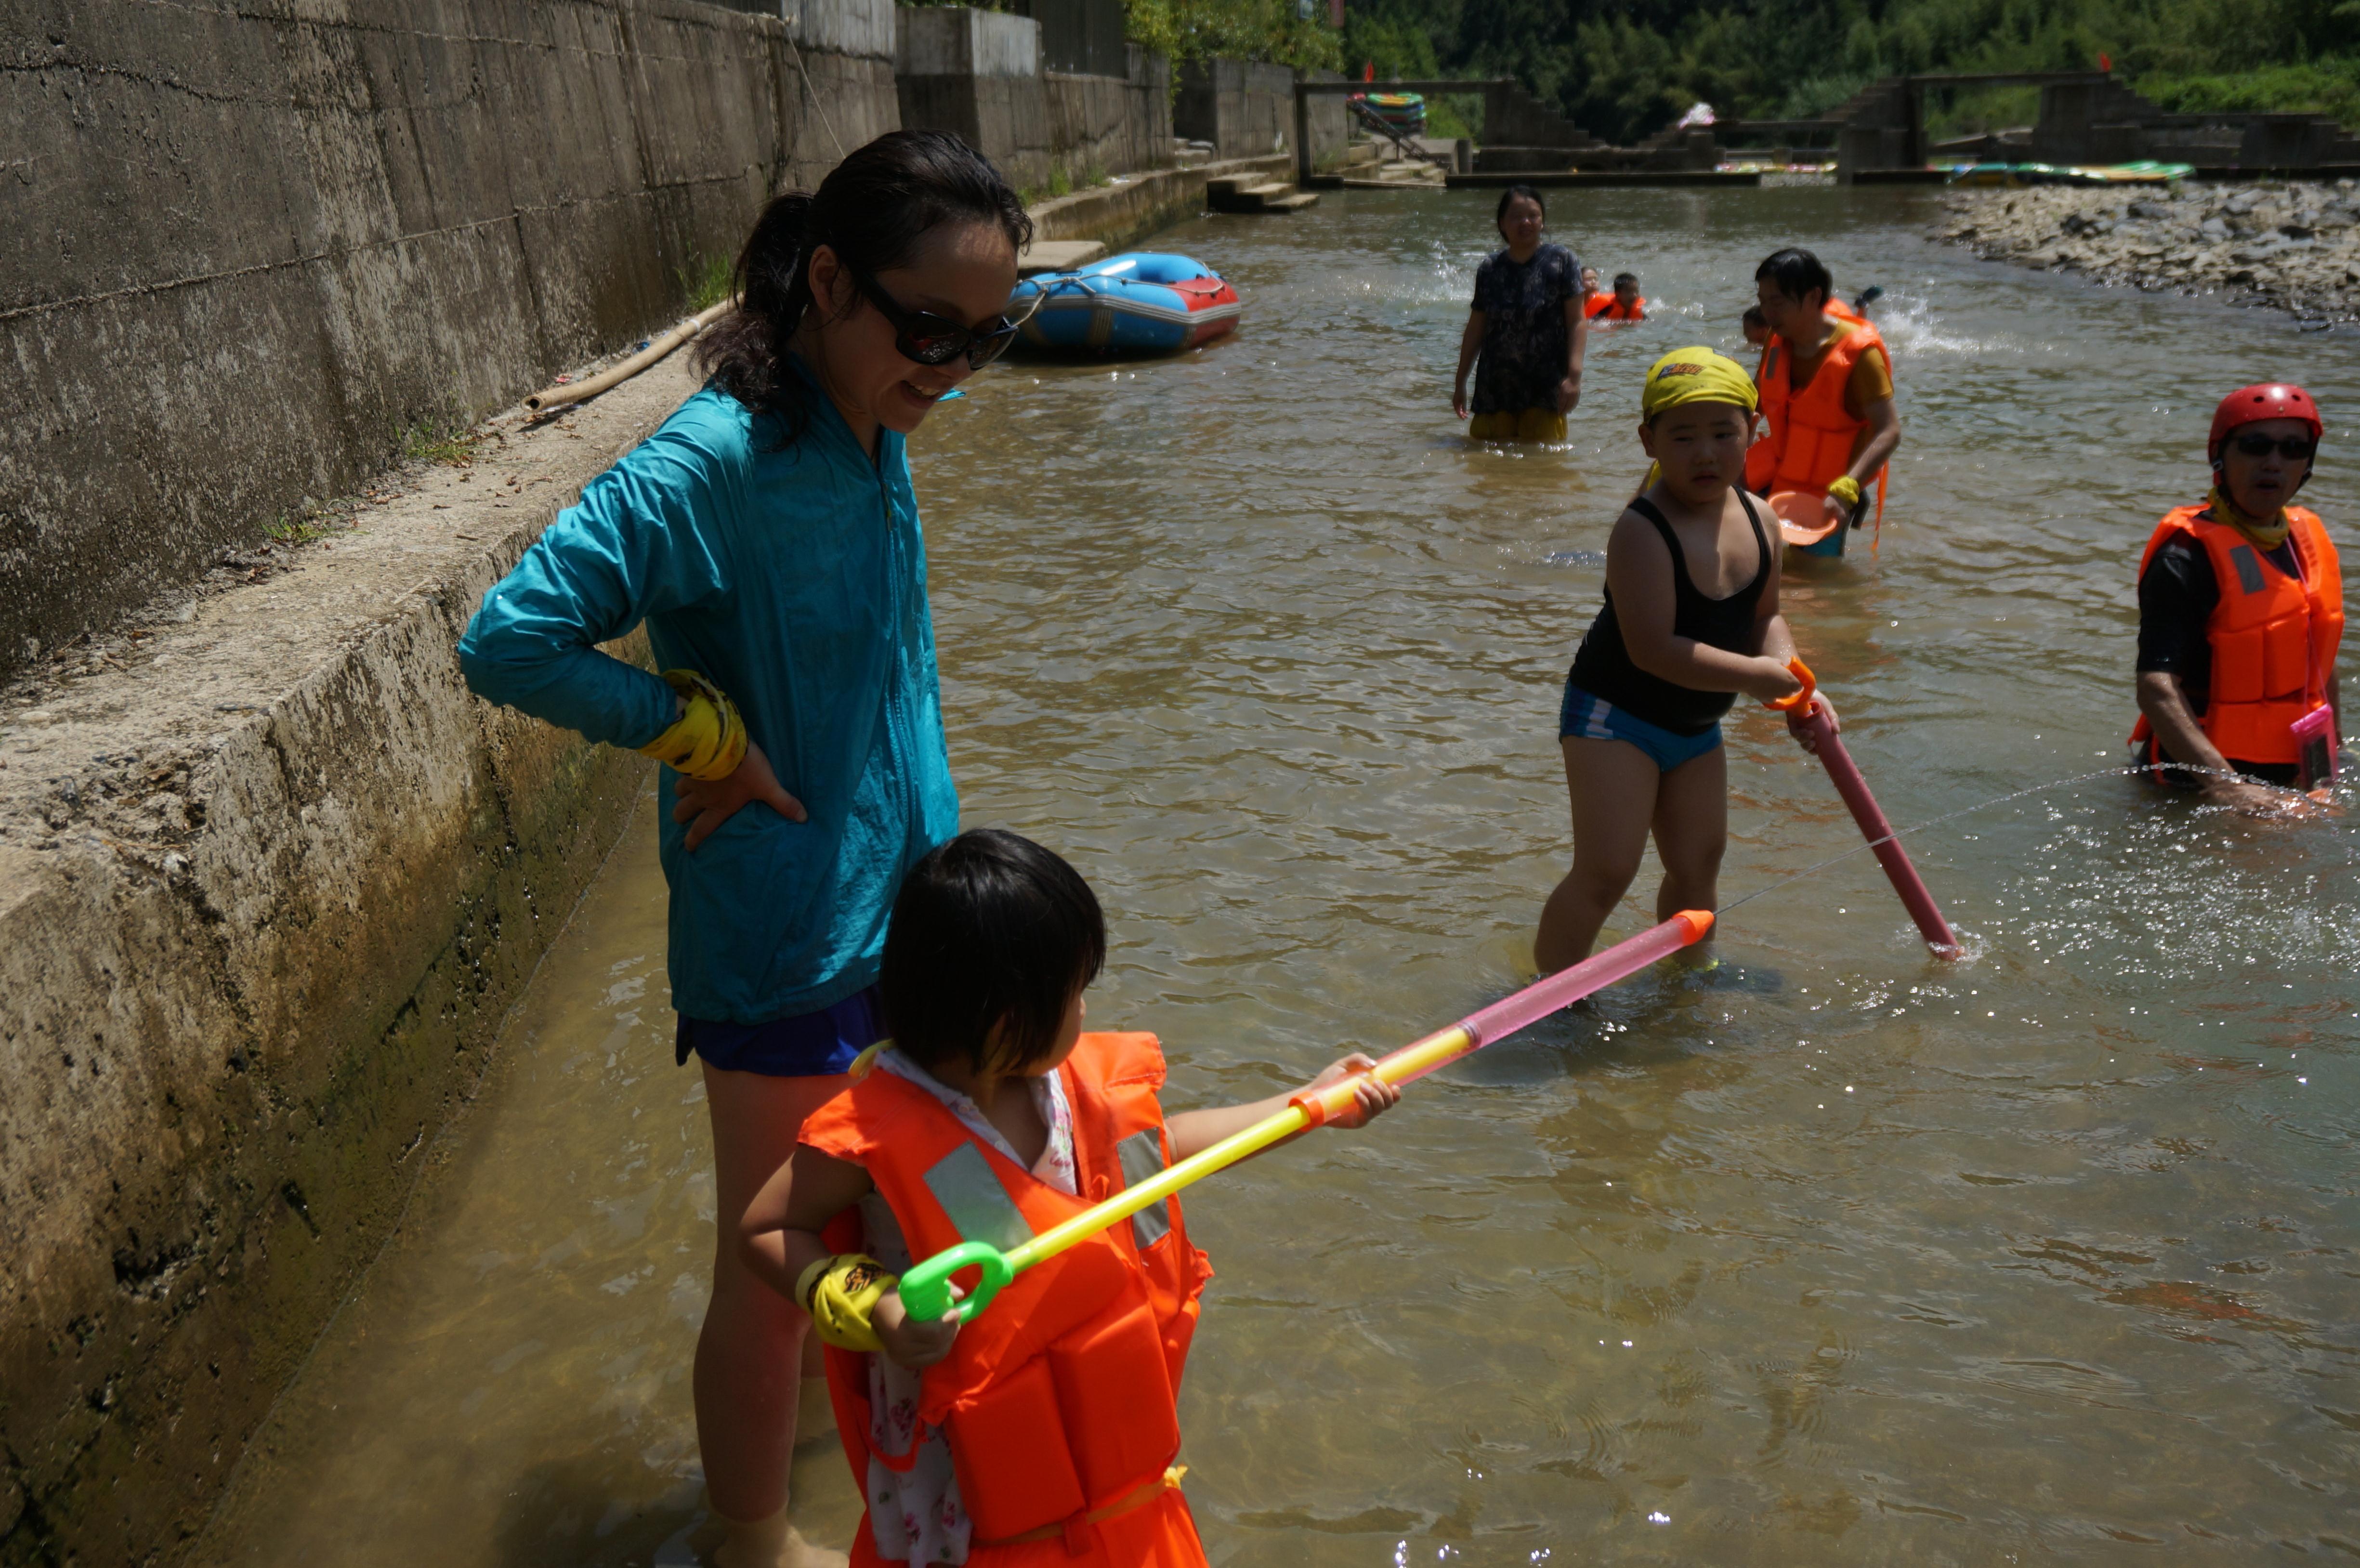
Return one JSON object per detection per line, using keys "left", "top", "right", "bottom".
{"left": 2128, "top": 504, "right": 2344, "bottom": 765}
{"left": 801, "top": 1032, "right": 1213, "bottom": 1566}
{"left": 1754, "top": 314, "right": 1891, "bottom": 507}
{"left": 1586, "top": 292, "right": 1644, "bottom": 321}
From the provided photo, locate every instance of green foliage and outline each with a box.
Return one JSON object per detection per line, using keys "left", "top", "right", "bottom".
{"left": 679, "top": 253, "right": 734, "bottom": 313}
{"left": 1311, "top": 0, "right": 2360, "bottom": 145}
{"left": 1124, "top": 0, "right": 1342, "bottom": 70}
{"left": 2137, "top": 58, "right": 2360, "bottom": 126}
{"left": 401, "top": 421, "right": 478, "bottom": 466}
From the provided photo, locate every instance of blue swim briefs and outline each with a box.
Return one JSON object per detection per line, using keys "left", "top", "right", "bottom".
{"left": 675, "top": 982, "right": 886, "bottom": 1077}
{"left": 1559, "top": 681, "right": 1724, "bottom": 772}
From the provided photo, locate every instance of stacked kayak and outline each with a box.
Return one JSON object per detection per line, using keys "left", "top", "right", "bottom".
{"left": 1010, "top": 253, "right": 1241, "bottom": 355}
{"left": 1354, "top": 91, "right": 1427, "bottom": 134}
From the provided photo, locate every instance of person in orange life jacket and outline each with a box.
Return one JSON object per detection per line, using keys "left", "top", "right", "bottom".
{"left": 1536, "top": 350, "right": 1831, "bottom": 973}
{"left": 738, "top": 830, "right": 1399, "bottom": 1567}
{"left": 1582, "top": 264, "right": 1602, "bottom": 306}
{"left": 1586, "top": 272, "right": 1646, "bottom": 322}
{"left": 2133, "top": 382, "right": 2343, "bottom": 814}
{"left": 1750, "top": 248, "right": 1900, "bottom": 534}
{"left": 1741, "top": 305, "right": 1770, "bottom": 350}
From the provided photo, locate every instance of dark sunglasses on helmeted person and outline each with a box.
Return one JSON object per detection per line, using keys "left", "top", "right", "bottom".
{"left": 2230, "top": 433, "right": 2317, "bottom": 460}
{"left": 850, "top": 266, "right": 1040, "bottom": 370}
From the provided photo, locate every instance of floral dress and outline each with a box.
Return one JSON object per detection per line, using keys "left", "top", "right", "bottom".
{"left": 1470, "top": 241, "right": 1584, "bottom": 416}
{"left": 856, "top": 1052, "right": 1079, "bottom": 1565}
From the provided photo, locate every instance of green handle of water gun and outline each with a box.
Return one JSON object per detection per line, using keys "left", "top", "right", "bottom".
{"left": 897, "top": 1241, "right": 1015, "bottom": 1324}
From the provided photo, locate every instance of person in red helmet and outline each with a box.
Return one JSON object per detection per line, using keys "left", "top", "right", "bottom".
{"left": 2132, "top": 383, "right": 2344, "bottom": 809}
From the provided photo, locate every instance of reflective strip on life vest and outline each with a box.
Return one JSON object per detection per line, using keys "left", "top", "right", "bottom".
{"left": 1115, "top": 1128, "right": 1171, "bottom": 1249}
{"left": 923, "top": 1143, "right": 1035, "bottom": 1251}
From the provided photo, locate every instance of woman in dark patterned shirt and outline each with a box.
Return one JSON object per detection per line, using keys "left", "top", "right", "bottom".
{"left": 1453, "top": 184, "right": 1589, "bottom": 442}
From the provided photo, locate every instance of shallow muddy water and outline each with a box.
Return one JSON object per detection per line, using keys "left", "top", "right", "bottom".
{"left": 199, "top": 186, "right": 2360, "bottom": 1565}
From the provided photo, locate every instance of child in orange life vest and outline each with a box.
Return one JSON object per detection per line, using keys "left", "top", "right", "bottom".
{"left": 1535, "top": 349, "right": 1828, "bottom": 973}
{"left": 738, "top": 829, "right": 1399, "bottom": 1567}
{"left": 1586, "top": 272, "right": 1646, "bottom": 323}
{"left": 1751, "top": 248, "right": 1898, "bottom": 535}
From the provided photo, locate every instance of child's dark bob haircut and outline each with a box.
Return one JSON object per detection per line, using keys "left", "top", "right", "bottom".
{"left": 1613, "top": 272, "right": 1638, "bottom": 289}
{"left": 879, "top": 829, "right": 1106, "bottom": 1080}
{"left": 1741, "top": 304, "right": 1767, "bottom": 329}
{"left": 1756, "top": 247, "right": 1832, "bottom": 305}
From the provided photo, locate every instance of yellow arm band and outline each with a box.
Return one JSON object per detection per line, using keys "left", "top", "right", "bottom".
{"left": 798, "top": 1253, "right": 896, "bottom": 1353}
{"left": 635, "top": 669, "right": 747, "bottom": 782}
{"left": 1826, "top": 475, "right": 1863, "bottom": 510}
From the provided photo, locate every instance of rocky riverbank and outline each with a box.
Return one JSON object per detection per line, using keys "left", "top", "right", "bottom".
{"left": 1931, "top": 180, "right": 2360, "bottom": 326}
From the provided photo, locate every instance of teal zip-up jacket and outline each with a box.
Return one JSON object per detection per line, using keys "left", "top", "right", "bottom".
{"left": 458, "top": 378, "right": 959, "bottom": 1023}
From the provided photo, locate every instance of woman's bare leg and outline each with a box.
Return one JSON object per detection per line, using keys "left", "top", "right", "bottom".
{"left": 1535, "top": 737, "right": 1664, "bottom": 971}
{"left": 697, "top": 1061, "right": 850, "bottom": 1562}
{"left": 1649, "top": 743, "right": 1728, "bottom": 924}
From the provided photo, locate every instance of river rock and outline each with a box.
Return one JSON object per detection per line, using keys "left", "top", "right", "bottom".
{"left": 1930, "top": 179, "right": 2360, "bottom": 324}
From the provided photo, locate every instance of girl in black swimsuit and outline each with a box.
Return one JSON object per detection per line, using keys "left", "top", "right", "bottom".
{"left": 1534, "top": 349, "right": 1830, "bottom": 972}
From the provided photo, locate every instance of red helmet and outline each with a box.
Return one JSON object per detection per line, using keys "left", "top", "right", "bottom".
{"left": 2209, "top": 383, "right": 2323, "bottom": 463}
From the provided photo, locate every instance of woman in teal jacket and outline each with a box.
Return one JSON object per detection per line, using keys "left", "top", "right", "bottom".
{"left": 459, "top": 131, "right": 1032, "bottom": 1568}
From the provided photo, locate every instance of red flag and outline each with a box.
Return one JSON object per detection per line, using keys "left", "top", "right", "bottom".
{"left": 2098, "top": 52, "right": 2112, "bottom": 73}
{"left": 1363, "top": 61, "right": 1376, "bottom": 81}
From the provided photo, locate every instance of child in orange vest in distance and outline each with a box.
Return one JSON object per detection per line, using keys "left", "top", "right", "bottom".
{"left": 1586, "top": 272, "right": 1646, "bottom": 322}
{"left": 2132, "top": 382, "right": 2343, "bottom": 812}
{"left": 739, "top": 830, "right": 1399, "bottom": 1567}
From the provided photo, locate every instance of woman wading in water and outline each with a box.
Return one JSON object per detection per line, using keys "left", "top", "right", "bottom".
{"left": 459, "top": 131, "right": 1032, "bottom": 1568}
{"left": 1452, "top": 183, "right": 1589, "bottom": 443}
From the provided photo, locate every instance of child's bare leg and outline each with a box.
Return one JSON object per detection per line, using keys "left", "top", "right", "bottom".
{"left": 1536, "top": 737, "right": 1663, "bottom": 971}
{"left": 696, "top": 1062, "right": 849, "bottom": 1564}
{"left": 1649, "top": 744, "right": 1729, "bottom": 924}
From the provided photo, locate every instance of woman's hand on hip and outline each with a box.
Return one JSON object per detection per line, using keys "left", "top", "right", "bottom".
{"left": 673, "top": 741, "right": 807, "bottom": 851}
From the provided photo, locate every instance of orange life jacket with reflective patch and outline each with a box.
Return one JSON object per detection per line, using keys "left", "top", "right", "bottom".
{"left": 1755, "top": 314, "right": 1891, "bottom": 503}
{"left": 801, "top": 1032, "right": 1212, "bottom": 1556}
{"left": 2128, "top": 504, "right": 2343, "bottom": 764}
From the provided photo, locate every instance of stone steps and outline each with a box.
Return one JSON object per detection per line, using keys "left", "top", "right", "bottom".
{"left": 1207, "top": 173, "right": 1320, "bottom": 214}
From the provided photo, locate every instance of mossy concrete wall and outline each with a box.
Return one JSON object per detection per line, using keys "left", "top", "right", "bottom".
{"left": 0, "top": 0, "right": 898, "bottom": 686}
{"left": 0, "top": 358, "right": 701, "bottom": 1567}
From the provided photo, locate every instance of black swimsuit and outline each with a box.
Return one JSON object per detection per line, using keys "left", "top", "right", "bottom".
{"left": 1565, "top": 493, "right": 1773, "bottom": 736}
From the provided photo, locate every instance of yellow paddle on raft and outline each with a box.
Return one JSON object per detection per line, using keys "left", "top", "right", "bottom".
{"left": 897, "top": 909, "right": 1715, "bottom": 1323}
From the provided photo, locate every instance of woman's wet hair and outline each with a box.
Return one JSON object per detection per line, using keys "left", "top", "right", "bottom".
{"left": 879, "top": 829, "right": 1106, "bottom": 1081}
{"left": 1756, "top": 247, "right": 1832, "bottom": 305}
{"left": 1495, "top": 183, "right": 1546, "bottom": 229}
{"left": 696, "top": 130, "right": 1032, "bottom": 446}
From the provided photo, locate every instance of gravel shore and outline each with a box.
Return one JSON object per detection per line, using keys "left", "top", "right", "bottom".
{"left": 1930, "top": 180, "right": 2360, "bottom": 327}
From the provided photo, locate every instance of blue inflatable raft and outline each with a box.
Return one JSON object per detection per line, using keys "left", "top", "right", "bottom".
{"left": 1009, "top": 253, "right": 1242, "bottom": 356}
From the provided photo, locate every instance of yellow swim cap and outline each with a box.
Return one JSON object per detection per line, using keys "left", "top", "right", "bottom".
{"left": 1640, "top": 347, "right": 1758, "bottom": 420}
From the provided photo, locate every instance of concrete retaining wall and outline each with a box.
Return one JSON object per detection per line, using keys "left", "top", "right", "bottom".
{"left": 1045, "top": 50, "right": 1174, "bottom": 180}
{"left": 0, "top": 356, "right": 706, "bottom": 1567}
{"left": 895, "top": 6, "right": 1170, "bottom": 191}
{"left": 1027, "top": 152, "right": 1292, "bottom": 248}
{"left": 0, "top": 0, "right": 898, "bottom": 688}
{"left": 1175, "top": 57, "right": 1297, "bottom": 160}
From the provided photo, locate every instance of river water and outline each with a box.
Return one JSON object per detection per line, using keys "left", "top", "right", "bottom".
{"left": 197, "top": 186, "right": 2360, "bottom": 1565}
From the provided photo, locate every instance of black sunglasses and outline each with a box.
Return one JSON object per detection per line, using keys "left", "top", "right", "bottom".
{"left": 2231, "top": 432, "right": 2317, "bottom": 460}
{"left": 849, "top": 267, "right": 1036, "bottom": 370}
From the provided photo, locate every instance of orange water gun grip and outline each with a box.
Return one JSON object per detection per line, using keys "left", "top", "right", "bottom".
{"left": 1766, "top": 657, "right": 1817, "bottom": 713}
